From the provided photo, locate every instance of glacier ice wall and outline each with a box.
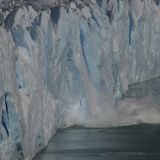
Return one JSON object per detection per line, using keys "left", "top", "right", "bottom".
{"left": 0, "top": 0, "right": 160, "bottom": 159}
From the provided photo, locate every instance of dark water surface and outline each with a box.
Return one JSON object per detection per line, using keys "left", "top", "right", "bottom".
{"left": 33, "top": 124, "right": 160, "bottom": 160}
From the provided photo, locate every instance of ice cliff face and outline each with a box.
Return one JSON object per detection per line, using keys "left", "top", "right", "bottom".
{"left": 0, "top": 0, "right": 160, "bottom": 159}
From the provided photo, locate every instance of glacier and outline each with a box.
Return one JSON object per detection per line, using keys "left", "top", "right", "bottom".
{"left": 0, "top": 0, "right": 160, "bottom": 159}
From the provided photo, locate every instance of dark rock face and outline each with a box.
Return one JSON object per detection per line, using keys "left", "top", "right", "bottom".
{"left": 122, "top": 77, "right": 160, "bottom": 100}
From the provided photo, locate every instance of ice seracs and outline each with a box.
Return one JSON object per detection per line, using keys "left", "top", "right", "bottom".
{"left": 0, "top": 1, "right": 160, "bottom": 160}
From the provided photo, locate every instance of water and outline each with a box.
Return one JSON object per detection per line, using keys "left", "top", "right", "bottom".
{"left": 33, "top": 124, "right": 160, "bottom": 160}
